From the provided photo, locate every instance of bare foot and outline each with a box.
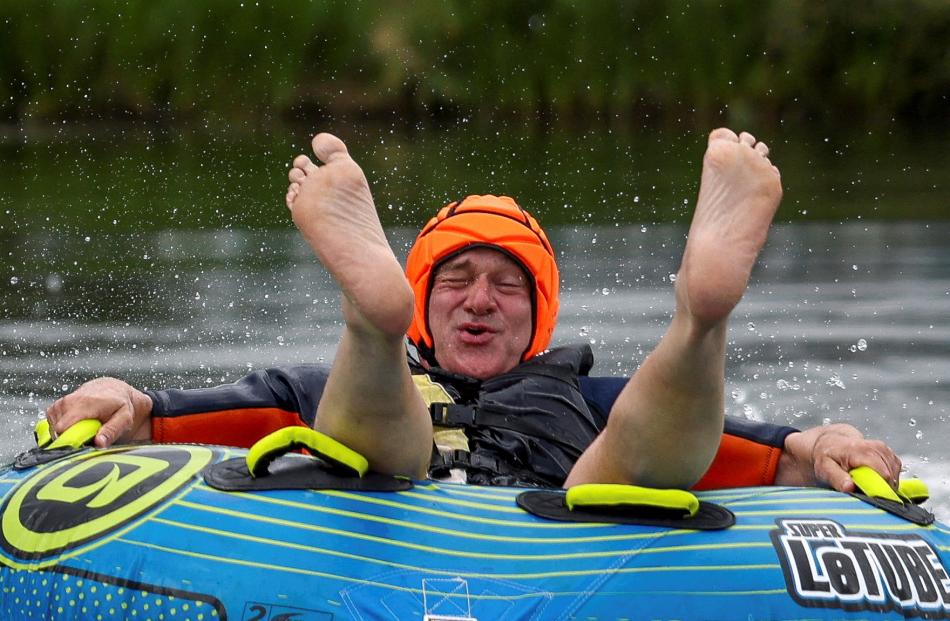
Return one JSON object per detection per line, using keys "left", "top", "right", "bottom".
{"left": 286, "top": 133, "right": 413, "bottom": 338}
{"left": 678, "top": 128, "right": 783, "bottom": 326}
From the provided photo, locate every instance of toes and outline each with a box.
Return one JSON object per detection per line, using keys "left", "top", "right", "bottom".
{"left": 285, "top": 183, "right": 299, "bottom": 209}
{"left": 292, "top": 154, "right": 317, "bottom": 174}
{"left": 708, "top": 128, "right": 738, "bottom": 144}
{"left": 312, "top": 132, "right": 350, "bottom": 164}
{"left": 754, "top": 141, "right": 770, "bottom": 157}
{"left": 739, "top": 132, "right": 756, "bottom": 147}
{"left": 288, "top": 167, "right": 306, "bottom": 184}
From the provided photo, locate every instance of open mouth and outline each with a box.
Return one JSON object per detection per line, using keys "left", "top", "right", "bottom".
{"left": 459, "top": 324, "right": 494, "bottom": 342}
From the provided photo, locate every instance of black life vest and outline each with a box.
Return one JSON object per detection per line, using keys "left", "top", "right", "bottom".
{"left": 415, "top": 345, "right": 602, "bottom": 488}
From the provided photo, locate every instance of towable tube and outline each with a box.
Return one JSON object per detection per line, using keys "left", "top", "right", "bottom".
{"left": 2, "top": 430, "right": 949, "bottom": 620}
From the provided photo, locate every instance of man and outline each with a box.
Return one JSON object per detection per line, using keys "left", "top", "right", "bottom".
{"left": 47, "top": 129, "right": 901, "bottom": 492}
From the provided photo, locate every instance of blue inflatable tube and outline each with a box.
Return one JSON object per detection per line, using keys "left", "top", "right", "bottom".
{"left": 2, "top": 443, "right": 949, "bottom": 620}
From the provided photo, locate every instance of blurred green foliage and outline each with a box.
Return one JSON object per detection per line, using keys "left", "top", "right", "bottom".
{"left": 1, "top": 1, "right": 947, "bottom": 128}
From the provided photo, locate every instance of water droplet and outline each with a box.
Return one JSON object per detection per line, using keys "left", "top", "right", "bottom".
{"left": 668, "top": 273, "right": 677, "bottom": 283}
{"left": 909, "top": 418, "right": 917, "bottom": 427}
{"left": 746, "top": 322, "right": 756, "bottom": 331}
{"left": 915, "top": 430, "right": 923, "bottom": 440}
{"left": 856, "top": 338, "right": 867, "bottom": 351}
{"left": 826, "top": 374, "right": 846, "bottom": 389}
{"left": 741, "top": 404, "right": 763, "bottom": 421}
{"left": 45, "top": 274, "right": 63, "bottom": 293}
{"left": 601, "top": 287, "right": 610, "bottom": 296}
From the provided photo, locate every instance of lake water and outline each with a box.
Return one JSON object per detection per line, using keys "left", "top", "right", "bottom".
{"left": 1, "top": 123, "right": 948, "bottom": 517}
{"left": 1, "top": 218, "right": 948, "bottom": 519}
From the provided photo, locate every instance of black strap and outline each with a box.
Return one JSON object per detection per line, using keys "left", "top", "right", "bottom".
{"left": 429, "top": 449, "right": 546, "bottom": 484}
{"left": 431, "top": 449, "right": 506, "bottom": 477}
{"left": 428, "top": 402, "right": 591, "bottom": 452}
{"left": 14, "top": 446, "right": 84, "bottom": 469}
{"left": 851, "top": 493, "right": 934, "bottom": 526}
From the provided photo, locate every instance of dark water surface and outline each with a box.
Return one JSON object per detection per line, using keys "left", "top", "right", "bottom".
{"left": 1, "top": 121, "right": 946, "bottom": 233}
{"left": 1, "top": 125, "right": 948, "bottom": 518}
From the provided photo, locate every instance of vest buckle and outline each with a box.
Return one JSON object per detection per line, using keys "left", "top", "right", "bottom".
{"left": 430, "top": 404, "right": 476, "bottom": 427}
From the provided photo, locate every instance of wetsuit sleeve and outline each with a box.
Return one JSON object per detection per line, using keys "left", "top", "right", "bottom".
{"left": 692, "top": 416, "right": 797, "bottom": 490}
{"left": 145, "top": 364, "right": 329, "bottom": 447}
{"left": 579, "top": 376, "right": 798, "bottom": 488}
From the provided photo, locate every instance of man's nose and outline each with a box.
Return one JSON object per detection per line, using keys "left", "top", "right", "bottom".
{"left": 463, "top": 276, "right": 497, "bottom": 313}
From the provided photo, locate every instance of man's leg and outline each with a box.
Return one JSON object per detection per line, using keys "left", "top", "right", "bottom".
{"left": 286, "top": 133, "right": 431, "bottom": 478}
{"left": 567, "top": 129, "right": 782, "bottom": 488}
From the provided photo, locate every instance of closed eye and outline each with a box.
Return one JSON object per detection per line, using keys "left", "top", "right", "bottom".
{"left": 435, "top": 277, "right": 472, "bottom": 288}
{"left": 495, "top": 280, "right": 527, "bottom": 293}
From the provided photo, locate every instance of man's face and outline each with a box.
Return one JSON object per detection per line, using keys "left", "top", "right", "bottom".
{"left": 427, "top": 247, "right": 533, "bottom": 380}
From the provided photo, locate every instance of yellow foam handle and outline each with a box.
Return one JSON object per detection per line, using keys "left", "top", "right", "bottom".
{"left": 566, "top": 483, "right": 699, "bottom": 517}
{"left": 898, "top": 478, "right": 930, "bottom": 504}
{"left": 849, "top": 466, "right": 903, "bottom": 503}
{"left": 45, "top": 419, "right": 102, "bottom": 450}
{"left": 246, "top": 426, "right": 369, "bottom": 479}
{"left": 34, "top": 419, "right": 53, "bottom": 448}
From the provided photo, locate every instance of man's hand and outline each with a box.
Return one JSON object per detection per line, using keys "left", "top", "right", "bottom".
{"left": 46, "top": 377, "right": 153, "bottom": 448}
{"left": 775, "top": 424, "right": 902, "bottom": 492}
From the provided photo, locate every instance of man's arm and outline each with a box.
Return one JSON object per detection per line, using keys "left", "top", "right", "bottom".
{"left": 693, "top": 422, "right": 902, "bottom": 492}
{"left": 46, "top": 365, "right": 331, "bottom": 448}
{"left": 775, "top": 424, "right": 902, "bottom": 492}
